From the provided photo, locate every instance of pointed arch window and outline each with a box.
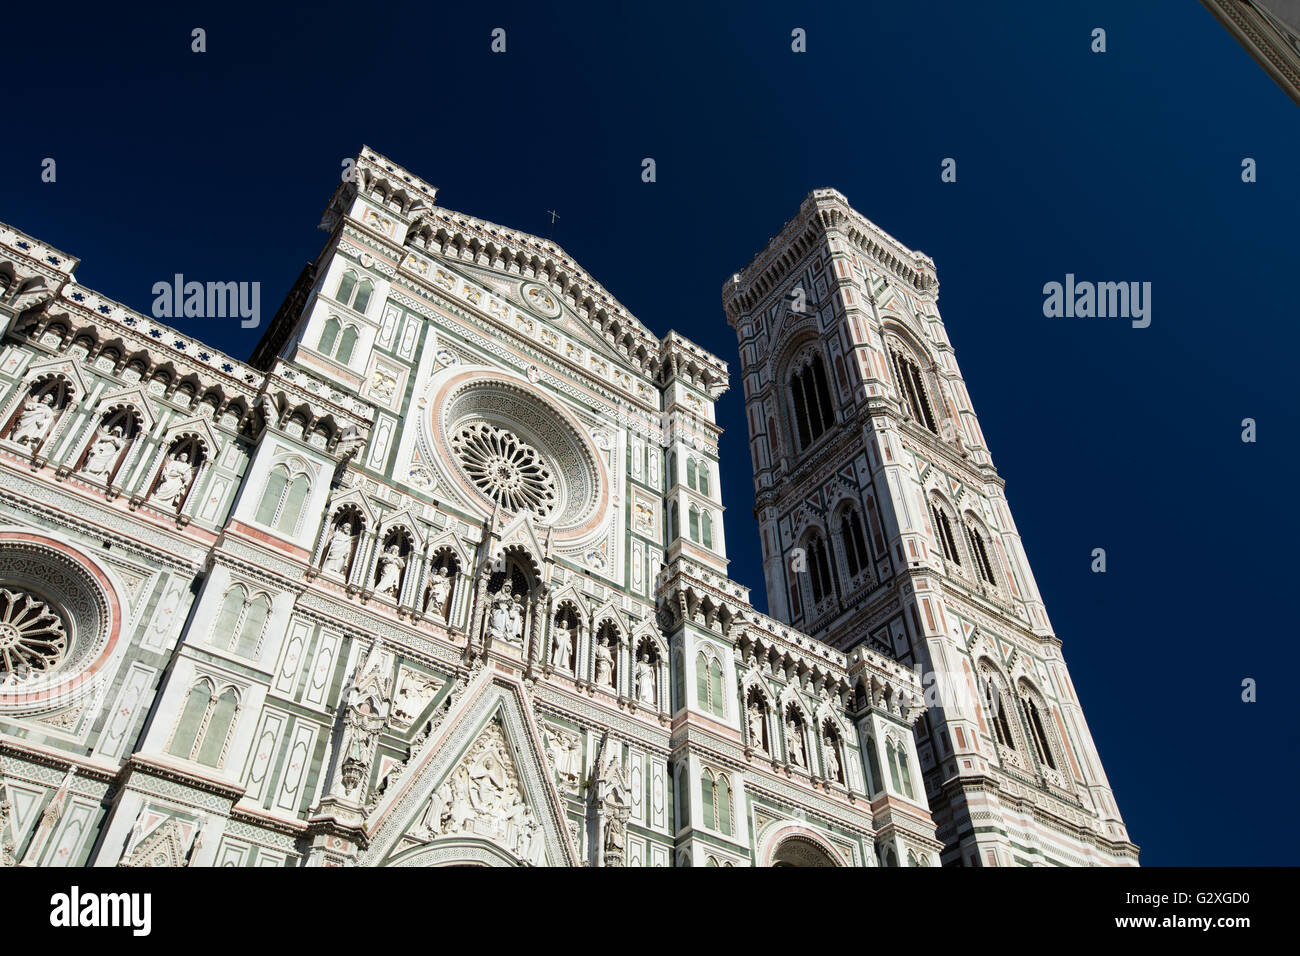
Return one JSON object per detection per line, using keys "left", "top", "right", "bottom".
{"left": 211, "top": 587, "right": 273, "bottom": 659}
{"left": 169, "top": 680, "right": 240, "bottom": 768}
{"left": 688, "top": 504, "right": 700, "bottom": 542}
{"left": 337, "top": 326, "right": 358, "bottom": 363}
{"left": 700, "top": 769, "right": 732, "bottom": 835}
{"left": 886, "top": 738, "right": 902, "bottom": 792}
{"left": 888, "top": 346, "right": 938, "bottom": 433}
{"left": 352, "top": 279, "right": 373, "bottom": 314}
{"left": 1019, "top": 691, "right": 1057, "bottom": 771}
{"left": 318, "top": 316, "right": 340, "bottom": 355}
{"left": 980, "top": 663, "right": 1016, "bottom": 751}
{"left": 865, "top": 736, "right": 884, "bottom": 795}
{"left": 687, "top": 457, "right": 697, "bottom": 491}
{"left": 317, "top": 315, "right": 359, "bottom": 365}
{"left": 701, "top": 511, "right": 713, "bottom": 550}
{"left": 807, "top": 533, "right": 836, "bottom": 605}
{"left": 696, "top": 651, "right": 726, "bottom": 718}
{"left": 255, "top": 464, "right": 311, "bottom": 533}
{"left": 990, "top": 682, "right": 1014, "bottom": 748}
{"left": 965, "top": 521, "right": 997, "bottom": 585}
{"left": 697, "top": 462, "right": 710, "bottom": 497}
{"left": 673, "top": 650, "right": 686, "bottom": 712}
{"left": 930, "top": 501, "right": 961, "bottom": 565}
{"left": 840, "top": 507, "right": 871, "bottom": 577}
{"left": 335, "top": 270, "right": 357, "bottom": 306}
{"left": 897, "top": 743, "right": 914, "bottom": 798}
{"left": 788, "top": 352, "right": 836, "bottom": 451}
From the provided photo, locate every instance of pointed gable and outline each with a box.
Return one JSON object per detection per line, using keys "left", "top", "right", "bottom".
{"left": 361, "top": 672, "right": 578, "bottom": 867}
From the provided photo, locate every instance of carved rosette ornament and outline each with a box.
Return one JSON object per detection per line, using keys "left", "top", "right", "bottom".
{"left": 0, "top": 587, "right": 67, "bottom": 687}
{"left": 452, "top": 422, "right": 557, "bottom": 517}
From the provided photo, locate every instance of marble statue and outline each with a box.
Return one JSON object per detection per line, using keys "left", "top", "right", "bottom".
{"left": 82, "top": 426, "right": 125, "bottom": 480}
{"left": 322, "top": 521, "right": 355, "bottom": 575}
{"left": 426, "top": 566, "right": 452, "bottom": 616}
{"left": 506, "top": 595, "right": 525, "bottom": 644}
{"left": 824, "top": 736, "right": 841, "bottom": 782}
{"left": 12, "top": 393, "right": 56, "bottom": 446}
{"left": 488, "top": 583, "right": 514, "bottom": 640}
{"left": 634, "top": 651, "right": 655, "bottom": 705}
{"left": 152, "top": 451, "right": 195, "bottom": 507}
{"left": 748, "top": 700, "right": 767, "bottom": 752}
{"left": 786, "top": 718, "right": 805, "bottom": 767}
{"left": 374, "top": 545, "right": 404, "bottom": 595}
{"left": 551, "top": 623, "right": 572, "bottom": 669}
{"left": 594, "top": 637, "right": 614, "bottom": 687}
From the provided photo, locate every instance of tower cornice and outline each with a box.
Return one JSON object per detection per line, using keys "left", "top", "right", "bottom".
{"left": 723, "top": 189, "right": 939, "bottom": 323}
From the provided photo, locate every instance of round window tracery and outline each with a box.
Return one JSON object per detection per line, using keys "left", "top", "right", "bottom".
{"left": 426, "top": 372, "right": 607, "bottom": 533}
{"left": 0, "top": 535, "right": 119, "bottom": 711}
{"left": 0, "top": 587, "right": 67, "bottom": 686}
{"left": 451, "top": 423, "right": 558, "bottom": 517}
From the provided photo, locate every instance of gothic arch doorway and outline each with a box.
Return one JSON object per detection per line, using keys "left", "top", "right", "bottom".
{"left": 758, "top": 824, "right": 848, "bottom": 867}
{"left": 386, "top": 838, "right": 524, "bottom": 867}
{"left": 771, "top": 837, "right": 839, "bottom": 867}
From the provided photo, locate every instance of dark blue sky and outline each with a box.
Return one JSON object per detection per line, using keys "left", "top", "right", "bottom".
{"left": 4, "top": 1, "right": 1296, "bottom": 866}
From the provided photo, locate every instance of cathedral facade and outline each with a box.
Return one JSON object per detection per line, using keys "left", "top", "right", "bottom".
{"left": 0, "top": 149, "right": 1133, "bottom": 867}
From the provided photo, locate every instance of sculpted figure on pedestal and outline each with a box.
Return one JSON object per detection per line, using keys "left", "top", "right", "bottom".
{"left": 634, "top": 651, "right": 655, "bottom": 705}
{"left": 152, "top": 452, "right": 195, "bottom": 507}
{"left": 594, "top": 637, "right": 614, "bottom": 688}
{"left": 12, "top": 394, "right": 55, "bottom": 446}
{"left": 323, "top": 521, "right": 356, "bottom": 575}
{"left": 82, "top": 427, "right": 125, "bottom": 480}
{"left": 427, "top": 566, "right": 452, "bottom": 616}
{"left": 375, "top": 545, "right": 404, "bottom": 595}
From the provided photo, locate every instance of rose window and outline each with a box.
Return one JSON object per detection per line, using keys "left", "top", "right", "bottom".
{"left": 451, "top": 422, "right": 558, "bottom": 517}
{"left": 0, "top": 587, "right": 67, "bottom": 686}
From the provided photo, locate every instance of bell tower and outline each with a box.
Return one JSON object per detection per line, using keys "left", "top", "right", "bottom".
{"left": 723, "top": 190, "right": 1137, "bottom": 866}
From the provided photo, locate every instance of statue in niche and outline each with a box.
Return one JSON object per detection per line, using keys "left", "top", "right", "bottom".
{"left": 445, "top": 765, "right": 474, "bottom": 832}
{"left": 152, "top": 451, "right": 195, "bottom": 507}
{"left": 374, "top": 545, "right": 405, "bottom": 595}
{"left": 506, "top": 594, "right": 525, "bottom": 644}
{"left": 12, "top": 393, "right": 56, "bottom": 446}
{"left": 426, "top": 566, "right": 452, "bottom": 616}
{"left": 748, "top": 700, "right": 767, "bottom": 752}
{"left": 82, "top": 426, "right": 125, "bottom": 480}
{"left": 336, "top": 688, "right": 388, "bottom": 798}
{"left": 600, "top": 759, "right": 629, "bottom": 866}
{"left": 550, "top": 622, "right": 573, "bottom": 669}
{"left": 488, "top": 582, "right": 514, "bottom": 640}
{"left": 593, "top": 636, "right": 614, "bottom": 687}
{"left": 785, "top": 717, "right": 806, "bottom": 767}
{"left": 634, "top": 651, "right": 655, "bottom": 706}
{"left": 824, "top": 735, "right": 841, "bottom": 782}
{"left": 322, "top": 520, "right": 356, "bottom": 575}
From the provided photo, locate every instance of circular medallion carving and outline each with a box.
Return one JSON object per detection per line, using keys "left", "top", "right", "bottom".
{"left": 521, "top": 283, "right": 561, "bottom": 318}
